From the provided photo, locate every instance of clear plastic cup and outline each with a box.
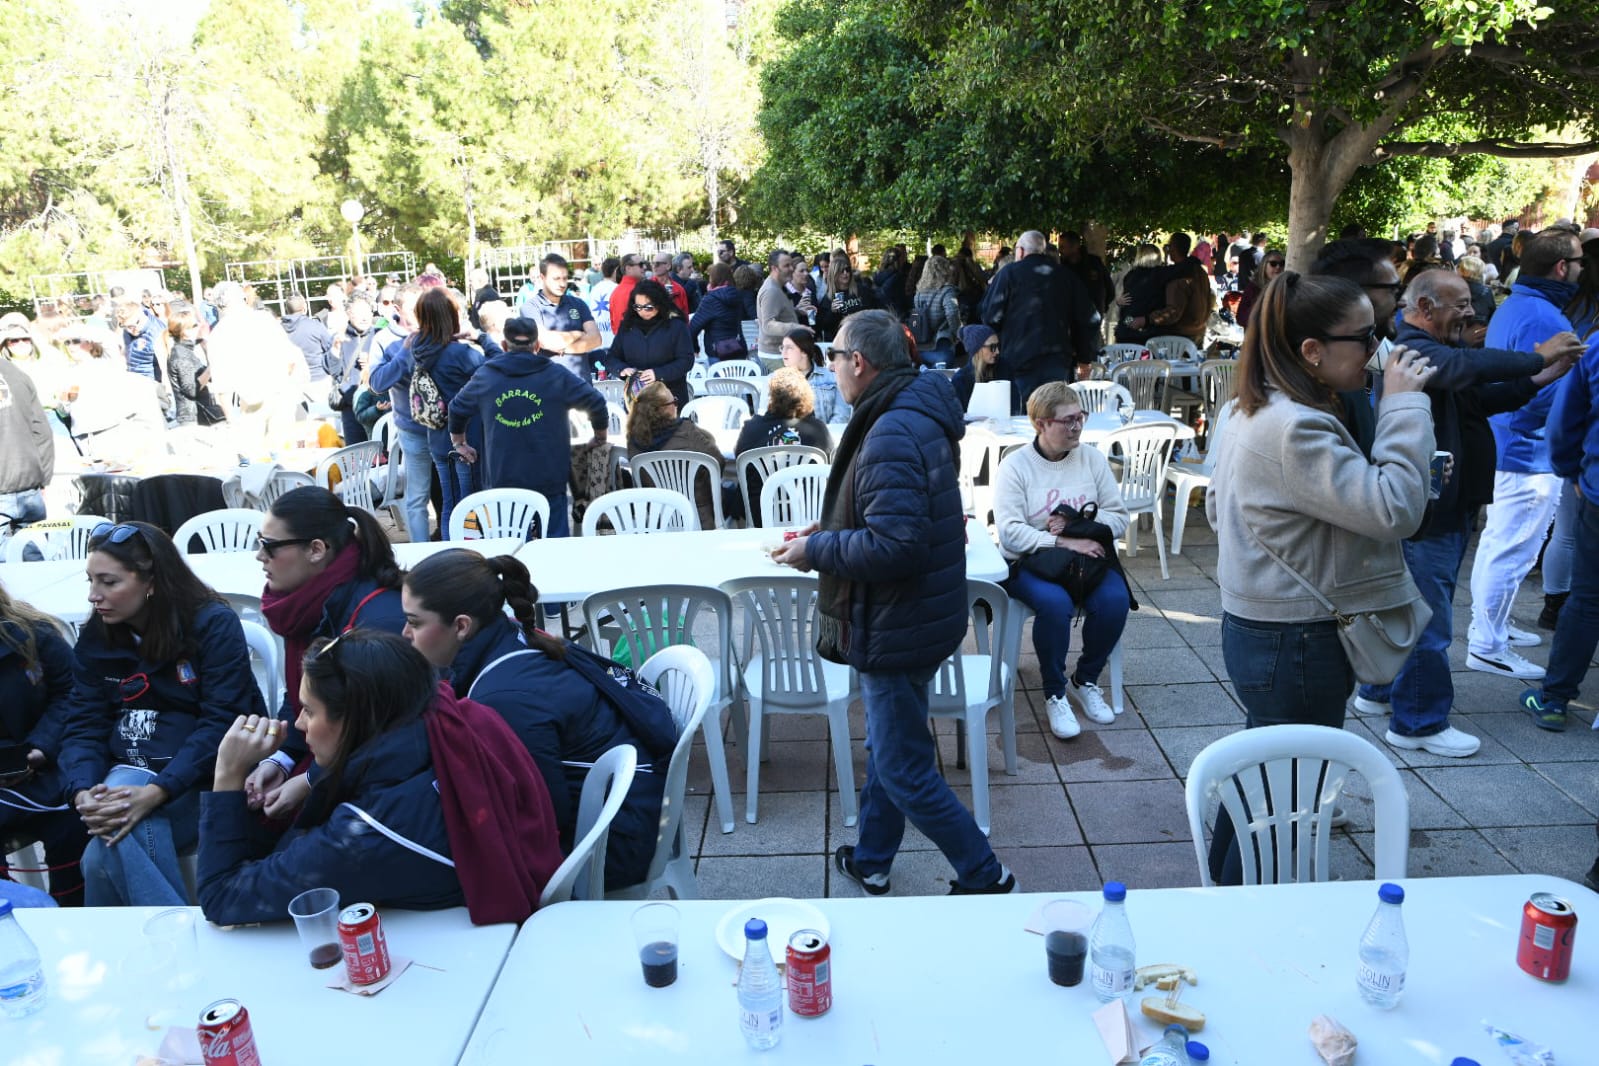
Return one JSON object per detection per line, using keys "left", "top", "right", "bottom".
{"left": 632, "top": 903, "right": 679, "bottom": 988}
{"left": 288, "top": 887, "right": 342, "bottom": 970}
{"left": 1042, "top": 899, "right": 1094, "bottom": 987}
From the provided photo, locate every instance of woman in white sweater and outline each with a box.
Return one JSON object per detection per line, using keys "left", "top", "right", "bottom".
{"left": 995, "top": 382, "right": 1132, "bottom": 739}
{"left": 1204, "top": 272, "right": 1435, "bottom": 882}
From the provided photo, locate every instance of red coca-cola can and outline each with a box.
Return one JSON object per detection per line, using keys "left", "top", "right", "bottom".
{"left": 786, "top": 928, "right": 832, "bottom": 1017}
{"left": 783, "top": 529, "right": 800, "bottom": 542}
{"left": 197, "top": 998, "right": 262, "bottom": 1066}
{"left": 1518, "top": 892, "right": 1577, "bottom": 982}
{"left": 338, "top": 902, "right": 392, "bottom": 985}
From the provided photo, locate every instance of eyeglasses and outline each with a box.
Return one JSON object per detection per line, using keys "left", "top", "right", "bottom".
{"left": 1319, "top": 325, "right": 1380, "bottom": 351}
{"left": 979, "top": 341, "right": 1000, "bottom": 353}
{"left": 256, "top": 534, "right": 312, "bottom": 557}
{"left": 91, "top": 522, "right": 144, "bottom": 546}
{"left": 1264, "top": 260, "right": 1285, "bottom": 268}
{"left": 634, "top": 303, "right": 657, "bottom": 312}
{"left": 1042, "top": 414, "right": 1087, "bottom": 428}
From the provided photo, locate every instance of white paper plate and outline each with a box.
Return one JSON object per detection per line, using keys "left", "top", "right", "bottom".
{"left": 715, "top": 898, "right": 830, "bottom": 960}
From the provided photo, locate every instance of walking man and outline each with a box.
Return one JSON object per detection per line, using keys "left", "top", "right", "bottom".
{"left": 773, "top": 310, "right": 1015, "bottom": 895}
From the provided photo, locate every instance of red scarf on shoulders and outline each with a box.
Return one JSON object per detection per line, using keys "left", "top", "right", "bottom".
{"left": 260, "top": 542, "right": 363, "bottom": 715}
{"left": 424, "top": 681, "right": 565, "bottom": 925}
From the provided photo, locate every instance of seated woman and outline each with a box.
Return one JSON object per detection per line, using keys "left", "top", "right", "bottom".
{"left": 401, "top": 551, "right": 670, "bottom": 891}
{"left": 626, "top": 381, "right": 726, "bottom": 530}
{"left": 951, "top": 324, "right": 1001, "bottom": 411}
{"left": 198, "top": 629, "right": 565, "bottom": 925}
{"left": 0, "top": 581, "right": 87, "bottom": 905}
{"left": 56, "top": 522, "right": 265, "bottom": 905}
{"left": 994, "top": 382, "right": 1132, "bottom": 740}
{"left": 780, "top": 327, "right": 850, "bottom": 424}
{"left": 246, "top": 487, "right": 407, "bottom": 816}
{"left": 736, "top": 367, "right": 834, "bottom": 455}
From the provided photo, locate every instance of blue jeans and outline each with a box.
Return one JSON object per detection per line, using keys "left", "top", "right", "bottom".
{"left": 0, "top": 488, "right": 47, "bottom": 560}
{"left": 339, "top": 406, "right": 368, "bottom": 446}
{"left": 1358, "top": 529, "right": 1469, "bottom": 738}
{"left": 1005, "top": 567, "right": 1130, "bottom": 697}
{"left": 431, "top": 444, "right": 474, "bottom": 538}
{"left": 1009, "top": 363, "right": 1069, "bottom": 414}
{"left": 853, "top": 668, "right": 1002, "bottom": 889}
{"left": 396, "top": 428, "right": 433, "bottom": 541}
{"left": 80, "top": 765, "right": 199, "bottom": 907}
{"left": 545, "top": 491, "right": 571, "bottom": 540}
{"left": 1537, "top": 496, "right": 1599, "bottom": 708}
{"left": 1543, "top": 479, "right": 1580, "bottom": 595}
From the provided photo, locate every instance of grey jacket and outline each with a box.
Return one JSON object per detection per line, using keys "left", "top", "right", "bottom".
{"left": 1207, "top": 389, "right": 1434, "bottom": 623}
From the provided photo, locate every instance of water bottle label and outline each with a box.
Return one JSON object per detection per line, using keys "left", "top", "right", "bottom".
{"left": 1356, "top": 964, "right": 1404, "bottom": 993}
{"left": 741, "top": 1006, "right": 782, "bottom": 1033}
{"left": 1092, "top": 964, "right": 1134, "bottom": 996}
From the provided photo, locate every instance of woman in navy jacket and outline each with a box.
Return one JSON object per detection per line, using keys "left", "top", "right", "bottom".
{"left": 199, "top": 629, "right": 564, "bottom": 925}
{"left": 689, "top": 263, "right": 748, "bottom": 361}
{"left": 57, "top": 522, "right": 266, "bottom": 905}
{"left": 401, "top": 550, "right": 667, "bottom": 890}
{"left": 0, "top": 581, "right": 86, "bottom": 904}
{"left": 610, "top": 279, "right": 696, "bottom": 409}
{"left": 247, "top": 487, "right": 406, "bottom": 818}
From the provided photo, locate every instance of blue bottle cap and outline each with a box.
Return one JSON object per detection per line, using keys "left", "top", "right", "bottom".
{"left": 745, "top": 918, "right": 768, "bottom": 940}
{"left": 1187, "top": 1042, "right": 1210, "bottom": 1061}
{"left": 1103, "top": 881, "right": 1127, "bottom": 902}
{"left": 1378, "top": 882, "right": 1405, "bottom": 904}
{"left": 1449, "top": 1060, "right": 1480, "bottom": 1066}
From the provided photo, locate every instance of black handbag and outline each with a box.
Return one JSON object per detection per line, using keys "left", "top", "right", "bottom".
{"left": 1017, "top": 502, "right": 1132, "bottom": 607}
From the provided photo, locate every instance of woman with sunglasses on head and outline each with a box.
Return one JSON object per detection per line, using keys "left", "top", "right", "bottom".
{"left": 1205, "top": 272, "right": 1436, "bottom": 883}
{"left": 951, "top": 325, "right": 1001, "bottom": 411}
{"left": 199, "top": 629, "right": 564, "bottom": 925}
{"left": 610, "top": 278, "right": 695, "bottom": 409}
{"left": 0, "top": 580, "right": 86, "bottom": 904}
{"left": 779, "top": 326, "right": 850, "bottom": 424}
{"left": 244, "top": 487, "right": 406, "bottom": 818}
{"left": 400, "top": 551, "right": 670, "bottom": 891}
{"left": 55, "top": 522, "right": 266, "bottom": 905}
{"left": 994, "top": 382, "right": 1133, "bottom": 741}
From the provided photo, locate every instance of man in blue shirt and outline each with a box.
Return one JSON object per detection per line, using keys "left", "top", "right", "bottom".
{"left": 516, "top": 254, "right": 600, "bottom": 380}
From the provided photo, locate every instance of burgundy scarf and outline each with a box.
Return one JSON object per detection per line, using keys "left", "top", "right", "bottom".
{"left": 260, "top": 542, "right": 364, "bottom": 716}
{"left": 424, "top": 682, "right": 565, "bottom": 925}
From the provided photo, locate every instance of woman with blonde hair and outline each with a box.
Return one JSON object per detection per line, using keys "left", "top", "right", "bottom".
{"left": 625, "top": 381, "right": 725, "bottom": 529}
{"left": 912, "top": 253, "right": 961, "bottom": 355}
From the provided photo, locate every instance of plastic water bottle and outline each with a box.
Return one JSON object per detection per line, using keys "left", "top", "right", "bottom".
{"left": 1138, "top": 1025, "right": 1190, "bottom": 1065}
{"left": 1187, "top": 1042, "right": 1210, "bottom": 1062}
{"left": 737, "top": 918, "right": 783, "bottom": 1050}
{"left": 0, "top": 900, "right": 46, "bottom": 1018}
{"left": 1090, "top": 881, "right": 1136, "bottom": 1002}
{"left": 1357, "top": 882, "right": 1408, "bottom": 1009}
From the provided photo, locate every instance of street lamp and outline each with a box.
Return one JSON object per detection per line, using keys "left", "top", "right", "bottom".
{"left": 341, "top": 199, "right": 365, "bottom": 273}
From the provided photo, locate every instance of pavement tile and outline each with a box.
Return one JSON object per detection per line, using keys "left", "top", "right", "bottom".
{"left": 1117, "top": 614, "right": 1192, "bottom": 649}
{"left": 711, "top": 740, "right": 832, "bottom": 794}
{"left": 1069, "top": 779, "right": 1191, "bottom": 845}
{"left": 701, "top": 790, "right": 828, "bottom": 857}
{"left": 1120, "top": 644, "right": 1215, "bottom": 686}
{"left": 1532, "top": 761, "right": 1599, "bottom": 818}
{"left": 935, "top": 727, "right": 1063, "bottom": 788}
{"left": 1191, "top": 645, "right": 1230, "bottom": 683}
{"left": 1471, "top": 711, "right": 1599, "bottom": 763}
{"left": 1477, "top": 825, "right": 1597, "bottom": 883}
{"left": 1127, "top": 682, "right": 1243, "bottom": 728}
{"left": 1149, "top": 724, "right": 1240, "bottom": 779}
{"left": 1337, "top": 768, "right": 1470, "bottom": 831}
{"left": 1414, "top": 764, "right": 1592, "bottom": 827}
{"left": 695, "top": 854, "right": 826, "bottom": 900}
{"left": 1089, "top": 842, "right": 1204, "bottom": 890}
{"left": 995, "top": 845, "right": 1103, "bottom": 893}
{"left": 984, "top": 784, "right": 1087, "bottom": 848}
{"left": 1350, "top": 828, "right": 1518, "bottom": 878}
{"left": 1054, "top": 727, "right": 1174, "bottom": 783}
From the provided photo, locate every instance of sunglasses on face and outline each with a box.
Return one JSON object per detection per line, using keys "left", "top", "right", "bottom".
{"left": 1264, "top": 260, "right": 1285, "bottom": 268}
{"left": 634, "top": 303, "right": 657, "bottom": 312}
{"left": 979, "top": 341, "right": 1000, "bottom": 353}
{"left": 256, "top": 534, "right": 312, "bottom": 557}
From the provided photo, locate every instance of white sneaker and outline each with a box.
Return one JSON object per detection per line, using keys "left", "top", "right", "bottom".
{"left": 1507, "top": 623, "right": 1541, "bottom": 648}
{"left": 1066, "top": 677, "right": 1116, "bottom": 724}
{"left": 1045, "top": 695, "right": 1082, "bottom": 739}
{"left": 1467, "top": 648, "right": 1546, "bottom": 681}
{"left": 1351, "top": 695, "right": 1391, "bottom": 717}
{"left": 1384, "top": 725, "right": 1481, "bottom": 758}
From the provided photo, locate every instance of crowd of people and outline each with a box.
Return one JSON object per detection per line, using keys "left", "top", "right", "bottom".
{"left": 5, "top": 215, "right": 1599, "bottom": 911}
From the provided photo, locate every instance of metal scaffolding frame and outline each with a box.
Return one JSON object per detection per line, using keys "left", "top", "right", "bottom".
{"left": 483, "top": 232, "right": 680, "bottom": 300}
{"left": 224, "top": 251, "right": 418, "bottom": 314}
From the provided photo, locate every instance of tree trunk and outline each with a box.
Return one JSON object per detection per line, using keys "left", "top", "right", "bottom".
{"left": 707, "top": 166, "right": 720, "bottom": 244}
{"left": 1284, "top": 153, "right": 1336, "bottom": 272}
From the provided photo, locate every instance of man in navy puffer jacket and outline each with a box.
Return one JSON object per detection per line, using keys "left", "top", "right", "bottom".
{"left": 774, "top": 310, "right": 1014, "bottom": 896}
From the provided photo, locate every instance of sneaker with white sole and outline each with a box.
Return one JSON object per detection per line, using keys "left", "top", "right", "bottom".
{"left": 1507, "top": 623, "right": 1541, "bottom": 648}
{"left": 1466, "top": 648, "right": 1546, "bottom": 681}
{"left": 1351, "top": 695, "right": 1391, "bottom": 717}
{"left": 834, "top": 845, "right": 891, "bottom": 895}
{"left": 1066, "top": 677, "right": 1116, "bottom": 724}
{"left": 1384, "top": 725, "right": 1481, "bottom": 757}
{"left": 1045, "top": 695, "right": 1082, "bottom": 739}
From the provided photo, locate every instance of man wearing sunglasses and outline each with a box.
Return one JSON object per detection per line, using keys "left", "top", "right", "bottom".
{"left": 1350, "top": 266, "right": 1581, "bottom": 759}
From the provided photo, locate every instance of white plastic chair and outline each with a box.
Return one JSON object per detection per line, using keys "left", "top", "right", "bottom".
{"left": 606, "top": 402, "right": 627, "bottom": 438}
{"left": 1165, "top": 399, "right": 1234, "bottom": 554}
{"left": 1071, "top": 380, "right": 1135, "bottom": 415}
{"left": 710, "top": 358, "right": 763, "bottom": 379}
{"left": 723, "top": 576, "right": 858, "bottom": 827}
{"left": 538, "top": 744, "right": 639, "bottom": 907}
{"left": 580, "top": 489, "right": 698, "bottom": 536}
{"left": 1008, "top": 598, "right": 1125, "bottom": 717}
{"left": 1100, "top": 343, "right": 1149, "bottom": 365}
{"left": 1104, "top": 422, "right": 1176, "bottom": 580}
{"left": 739, "top": 321, "right": 760, "bottom": 353}
{"left": 1110, "top": 359, "right": 1171, "bottom": 411}
{"left": 606, "top": 645, "right": 717, "bottom": 900}
{"left": 681, "top": 395, "right": 749, "bottom": 431}
{"left": 239, "top": 618, "right": 282, "bottom": 712}
{"left": 1198, "top": 358, "right": 1239, "bottom": 436}
{"left": 686, "top": 362, "right": 709, "bottom": 396}
{"left": 448, "top": 488, "right": 550, "bottom": 542}
{"left": 958, "top": 425, "right": 999, "bottom": 526}
{"left": 173, "top": 509, "right": 264, "bottom": 555}
{"left": 1, "top": 841, "right": 50, "bottom": 894}
{"left": 929, "top": 580, "right": 1015, "bottom": 836}
{"left": 3, "top": 515, "right": 111, "bottom": 563}
{"left": 736, "top": 445, "right": 828, "bottom": 528}
{"left": 702, "top": 377, "right": 764, "bottom": 415}
{"left": 1185, "top": 724, "right": 1410, "bottom": 886}
{"left": 314, "top": 441, "right": 382, "bottom": 514}
{"left": 594, "top": 378, "right": 628, "bottom": 408}
{"left": 632, "top": 450, "right": 727, "bottom": 529}
{"left": 1146, "top": 335, "right": 1202, "bottom": 363}
{"left": 583, "top": 585, "right": 740, "bottom": 835}
{"left": 759, "top": 464, "right": 830, "bottom": 528}
{"left": 256, "top": 470, "right": 316, "bottom": 511}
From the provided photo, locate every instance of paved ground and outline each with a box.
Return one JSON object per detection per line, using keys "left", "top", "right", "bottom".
{"left": 670, "top": 506, "right": 1599, "bottom": 900}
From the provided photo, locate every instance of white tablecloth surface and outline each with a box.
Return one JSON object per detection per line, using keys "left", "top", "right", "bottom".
{"left": 9, "top": 905, "right": 515, "bottom": 1066}
{"left": 459, "top": 875, "right": 1594, "bottom": 1065}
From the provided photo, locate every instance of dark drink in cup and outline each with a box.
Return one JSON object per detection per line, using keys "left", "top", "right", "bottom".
{"left": 309, "top": 943, "right": 341, "bottom": 969}
{"left": 1045, "top": 930, "right": 1088, "bottom": 986}
{"left": 640, "top": 940, "right": 678, "bottom": 987}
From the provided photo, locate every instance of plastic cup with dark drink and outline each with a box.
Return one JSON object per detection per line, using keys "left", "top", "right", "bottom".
{"left": 632, "top": 903, "right": 679, "bottom": 988}
{"left": 1042, "top": 899, "right": 1094, "bottom": 987}
{"left": 288, "top": 887, "right": 342, "bottom": 969}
